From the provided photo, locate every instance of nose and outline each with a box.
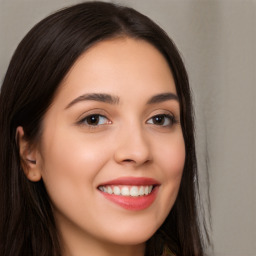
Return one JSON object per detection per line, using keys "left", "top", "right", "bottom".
{"left": 114, "top": 124, "right": 152, "bottom": 167}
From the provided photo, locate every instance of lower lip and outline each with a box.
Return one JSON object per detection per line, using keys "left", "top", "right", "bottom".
{"left": 99, "top": 186, "right": 159, "bottom": 211}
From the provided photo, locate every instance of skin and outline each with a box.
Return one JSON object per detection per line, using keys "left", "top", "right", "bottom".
{"left": 18, "top": 37, "right": 185, "bottom": 256}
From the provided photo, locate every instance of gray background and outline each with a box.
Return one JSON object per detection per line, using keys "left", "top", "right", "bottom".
{"left": 0, "top": 0, "right": 255, "bottom": 255}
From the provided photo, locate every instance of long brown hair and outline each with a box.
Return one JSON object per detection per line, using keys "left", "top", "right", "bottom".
{"left": 0, "top": 2, "right": 209, "bottom": 255}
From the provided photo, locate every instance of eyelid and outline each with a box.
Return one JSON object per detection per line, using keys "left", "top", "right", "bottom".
{"left": 80, "top": 114, "right": 110, "bottom": 125}
{"left": 76, "top": 108, "right": 110, "bottom": 121}
{"left": 76, "top": 109, "right": 112, "bottom": 128}
{"left": 146, "top": 112, "right": 179, "bottom": 127}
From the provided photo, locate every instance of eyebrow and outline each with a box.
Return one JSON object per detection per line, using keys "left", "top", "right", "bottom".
{"left": 65, "top": 93, "right": 120, "bottom": 109}
{"left": 65, "top": 92, "right": 178, "bottom": 109}
{"left": 146, "top": 92, "right": 179, "bottom": 104}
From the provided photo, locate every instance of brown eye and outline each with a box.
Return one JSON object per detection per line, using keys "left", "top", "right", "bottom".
{"left": 152, "top": 115, "right": 165, "bottom": 125}
{"left": 147, "top": 114, "right": 176, "bottom": 127}
{"left": 81, "top": 114, "right": 109, "bottom": 126}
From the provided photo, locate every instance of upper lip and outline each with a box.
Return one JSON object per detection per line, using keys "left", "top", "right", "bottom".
{"left": 98, "top": 177, "right": 160, "bottom": 186}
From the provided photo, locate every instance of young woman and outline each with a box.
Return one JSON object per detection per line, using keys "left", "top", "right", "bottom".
{"left": 0, "top": 1, "right": 209, "bottom": 256}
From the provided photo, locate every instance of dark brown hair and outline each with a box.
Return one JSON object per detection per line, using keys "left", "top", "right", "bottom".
{"left": 0, "top": 2, "right": 209, "bottom": 255}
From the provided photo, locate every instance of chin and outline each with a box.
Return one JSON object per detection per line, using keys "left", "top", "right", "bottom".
{"left": 98, "top": 219, "right": 161, "bottom": 246}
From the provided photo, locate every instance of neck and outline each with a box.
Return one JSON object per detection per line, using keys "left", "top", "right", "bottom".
{"left": 62, "top": 241, "right": 145, "bottom": 256}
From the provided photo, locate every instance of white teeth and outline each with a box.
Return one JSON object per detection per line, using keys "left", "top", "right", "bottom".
{"left": 99, "top": 185, "right": 154, "bottom": 197}
{"left": 121, "top": 186, "right": 130, "bottom": 196}
{"left": 144, "top": 186, "right": 149, "bottom": 195}
{"left": 107, "top": 186, "right": 112, "bottom": 194}
{"left": 139, "top": 186, "right": 144, "bottom": 195}
{"left": 113, "top": 186, "right": 121, "bottom": 195}
{"left": 130, "top": 186, "right": 139, "bottom": 197}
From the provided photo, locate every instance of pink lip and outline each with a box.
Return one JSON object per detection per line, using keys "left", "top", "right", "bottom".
{"left": 99, "top": 176, "right": 160, "bottom": 186}
{"left": 98, "top": 177, "right": 160, "bottom": 211}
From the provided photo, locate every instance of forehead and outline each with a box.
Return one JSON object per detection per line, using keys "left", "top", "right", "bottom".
{"left": 55, "top": 37, "right": 177, "bottom": 105}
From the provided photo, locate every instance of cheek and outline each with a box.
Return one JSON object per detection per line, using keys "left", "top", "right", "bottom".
{"left": 154, "top": 133, "right": 185, "bottom": 219}
{"left": 42, "top": 128, "right": 110, "bottom": 174}
{"left": 165, "top": 142, "right": 185, "bottom": 178}
{"left": 156, "top": 132, "right": 185, "bottom": 178}
{"left": 39, "top": 130, "right": 111, "bottom": 207}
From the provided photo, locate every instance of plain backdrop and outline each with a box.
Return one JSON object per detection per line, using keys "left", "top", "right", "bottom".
{"left": 0, "top": 1, "right": 255, "bottom": 255}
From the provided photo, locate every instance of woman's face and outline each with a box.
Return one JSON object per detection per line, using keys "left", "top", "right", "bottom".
{"left": 34, "top": 38, "right": 185, "bottom": 253}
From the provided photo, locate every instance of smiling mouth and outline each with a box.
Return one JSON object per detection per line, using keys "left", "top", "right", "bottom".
{"left": 98, "top": 185, "right": 155, "bottom": 197}
{"left": 97, "top": 177, "right": 160, "bottom": 210}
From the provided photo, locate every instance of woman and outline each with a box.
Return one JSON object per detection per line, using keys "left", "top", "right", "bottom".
{"left": 0, "top": 1, "right": 209, "bottom": 255}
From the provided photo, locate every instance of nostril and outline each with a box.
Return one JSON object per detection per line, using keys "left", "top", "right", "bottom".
{"left": 123, "top": 159, "right": 133, "bottom": 162}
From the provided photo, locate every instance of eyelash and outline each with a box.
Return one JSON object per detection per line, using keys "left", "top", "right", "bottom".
{"left": 146, "top": 114, "right": 178, "bottom": 127}
{"left": 78, "top": 113, "right": 178, "bottom": 128}
{"left": 78, "top": 114, "right": 111, "bottom": 126}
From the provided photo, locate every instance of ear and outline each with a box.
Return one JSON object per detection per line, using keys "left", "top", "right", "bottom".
{"left": 16, "top": 126, "right": 42, "bottom": 182}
